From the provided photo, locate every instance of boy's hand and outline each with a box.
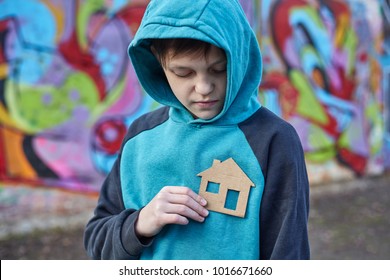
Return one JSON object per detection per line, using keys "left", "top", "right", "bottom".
{"left": 135, "top": 186, "right": 209, "bottom": 238}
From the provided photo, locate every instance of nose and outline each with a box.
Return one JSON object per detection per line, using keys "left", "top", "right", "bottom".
{"left": 195, "top": 75, "right": 214, "bottom": 95}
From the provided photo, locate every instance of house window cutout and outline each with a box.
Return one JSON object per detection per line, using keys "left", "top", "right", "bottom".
{"left": 206, "top": 181, "right": 220, "bottom": 194}
{"left": 197, "top": 158, "right": 255, "bottom": 218}
{"left": 224, "top": 189, "right": 240, "bottom": 210}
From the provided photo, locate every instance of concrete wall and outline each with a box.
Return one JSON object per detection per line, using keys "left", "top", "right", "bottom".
{"left": 0, "top": 0, "right": 389, "bottom": 193}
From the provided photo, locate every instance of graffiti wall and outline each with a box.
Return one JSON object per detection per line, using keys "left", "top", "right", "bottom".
{"left": 382, "top": 0, "right": 390, "bottom": 170}
{"left": 0, "top": 0, "right": 154, "bottom": 192}
{"left": 0, "top": 0, "right": 389, "bottom": 193}
{"left": 259, "top": 0, "right": 390, "bottom": 183}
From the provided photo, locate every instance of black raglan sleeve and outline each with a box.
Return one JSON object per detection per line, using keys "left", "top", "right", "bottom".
{"left": 239, "top": 107, "right": 310, "bottom": 260}
{"left": 84, "top": 107, "right": 170, "bottom": 259}
{"left": 83, "top": 155, "right": 152, "bottom": 259}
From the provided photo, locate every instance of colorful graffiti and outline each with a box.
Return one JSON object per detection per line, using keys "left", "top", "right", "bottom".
{"left": 381, "top": 0, "right": 390, "bottom": 169}
{"left": 0, "top": 0, "right": 155, "bottom": 192}
{"left": 0, "top": 0, "right": 389, "bottom": 192}
{"left": 259, "top": 0, "right": 388, "bottom": 182}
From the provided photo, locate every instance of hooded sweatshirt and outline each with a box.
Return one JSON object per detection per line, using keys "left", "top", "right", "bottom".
{"left": 84, "top": 0, "right": 310, "bottom": 260}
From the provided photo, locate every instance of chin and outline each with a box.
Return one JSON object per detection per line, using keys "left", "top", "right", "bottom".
{"left": 198, "top": 114, "right": 217, "bottom": 120}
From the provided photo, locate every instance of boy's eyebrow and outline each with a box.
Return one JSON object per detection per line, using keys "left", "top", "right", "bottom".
{"left": 168, "top": 65, "right": 191, "bottom": 70}
{"left": 168, "top": 58, "right": 227, "bottom": 69}
{"left": 209, "top": 58, "right": 227, "bottom": 65}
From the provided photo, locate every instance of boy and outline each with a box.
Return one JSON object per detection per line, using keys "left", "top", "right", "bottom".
{"left": 84, "top": 0, "right": 310, "bottom": 259}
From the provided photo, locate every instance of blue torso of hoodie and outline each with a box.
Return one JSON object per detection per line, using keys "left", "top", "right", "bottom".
{"left": 124, "top": 0, "right": 265, "bottom": 259}
{"left": 121, "top": 109, "right": 264, "bottom": 259}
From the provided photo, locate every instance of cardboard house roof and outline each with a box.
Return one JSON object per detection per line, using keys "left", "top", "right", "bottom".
{"left": 197, "top": 158, "right": 255, "bottom": 187}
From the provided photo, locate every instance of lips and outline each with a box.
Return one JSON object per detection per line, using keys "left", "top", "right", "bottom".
{"left": 194, "top": 100, "right": 218, "bottom": 108}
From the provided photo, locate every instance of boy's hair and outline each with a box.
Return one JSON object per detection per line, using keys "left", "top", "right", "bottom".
{"left": 150, "top": 38, "right": 213, "bottom": 68}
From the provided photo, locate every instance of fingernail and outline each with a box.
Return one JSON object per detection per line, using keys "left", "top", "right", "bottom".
{"left": 201, "top": 198, "right": 207, "bottom": 206}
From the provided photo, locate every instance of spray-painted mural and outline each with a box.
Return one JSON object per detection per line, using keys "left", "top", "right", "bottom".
{"left": 0, "top": 0, "right": 389, "bottom": 192}
{"left": 259, "top": 0, "right": 389, "bottom": 183}
{"left": 0, "top": 0, "right": 155, "bottom": 192}
{"left": 381, "top": 0, "right": 390, "bottom": 170}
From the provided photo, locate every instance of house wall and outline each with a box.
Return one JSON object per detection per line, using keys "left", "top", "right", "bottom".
{"left": 0, "top": 0, "right": 389, "bottom": 193}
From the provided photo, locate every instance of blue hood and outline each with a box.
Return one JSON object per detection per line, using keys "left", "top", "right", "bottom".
{"left": 128, "top": 0, "right": 262, "bottom": 125}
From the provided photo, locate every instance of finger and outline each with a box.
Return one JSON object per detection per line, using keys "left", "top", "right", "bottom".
{"left": 152, "top": 191, "right": 207, "bottom": 219}
{"left": 165, "top": 203, "right": 206, "bottom": 223}
{"left": 164, "top": 213, "right": 189, "bottom": 225}
{"left": 167, "top": 193, "right": 209, "bottom": 218}
{"left": 163, "top": 186, "right": 208, "bottom": 206}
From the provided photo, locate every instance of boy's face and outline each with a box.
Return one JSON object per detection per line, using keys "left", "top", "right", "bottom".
{"left": 162, "top": 45, "right": 227, "bottom": 120}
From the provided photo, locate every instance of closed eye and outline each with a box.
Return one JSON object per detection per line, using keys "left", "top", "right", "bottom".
{"left": 211, "top": 67, "right": 226, "bottom": 74}
{"left": 168, "top": 67, "right": 194, "bottom": 78}
{"left": 210, "top": 60, "right": 227, "bottom": 74}
{"left": 173, "top": 71, "right": 193, "bottom": 78}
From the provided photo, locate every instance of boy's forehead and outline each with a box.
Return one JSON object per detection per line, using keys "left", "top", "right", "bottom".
{"left": 166, "top": 45, "right": 226, "bottom": 63}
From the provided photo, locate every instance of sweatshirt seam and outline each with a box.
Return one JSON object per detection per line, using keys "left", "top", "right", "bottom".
{"left": 123, "top": 119, "right": 169, "bottom": 146}
{"left": 122, "top": 107, "right": 170, "bottom": 146}
{"left": 195, "top": 0, "right": 211, "bottom": 22}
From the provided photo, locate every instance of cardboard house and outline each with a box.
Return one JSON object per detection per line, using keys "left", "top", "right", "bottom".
{"left": 197, "top": 158, "right": 255, "bottom": 218}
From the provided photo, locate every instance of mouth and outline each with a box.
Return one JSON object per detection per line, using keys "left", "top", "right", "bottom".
{"left": 194, "top": 100, "right": 219, "bottom": 108}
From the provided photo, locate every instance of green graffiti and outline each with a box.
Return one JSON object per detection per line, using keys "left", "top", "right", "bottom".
{"left": 5, "top": 72, "right": 99, "bottom": 133}
{"left": 305, "top": 125, "right": 336, "bottom": 162}
{"left": 289, "top": 69, "right": 328, "bottom": 124}
{"left": 77, "top": 0, "right": 105, "bottom": 50}
{"left": 344, "top": 28, "right": 358, "bottom": 77}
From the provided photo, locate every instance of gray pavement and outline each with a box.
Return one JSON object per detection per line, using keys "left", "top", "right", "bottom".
{"left": 0, "top": 173, "right": 389, "bottom": 259}
{"left": 309, "top": 173, "right": 390, "bottom": 259}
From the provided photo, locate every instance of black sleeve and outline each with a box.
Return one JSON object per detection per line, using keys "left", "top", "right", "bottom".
{"left": 239, "top": 107, "right": 310, "bottom": 260}
{"left": 83, "top": 156, "right": 152, "bottom": 259}
{"left": 83, "top": 107, "right": 169, "bottom": 259}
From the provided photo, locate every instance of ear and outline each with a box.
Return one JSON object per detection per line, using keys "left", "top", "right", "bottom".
{"left": 150, "top": 44, "right": 164, "bottom": 68}
{"left": 150, "top": 45, "right": 158, "bottom": 58}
